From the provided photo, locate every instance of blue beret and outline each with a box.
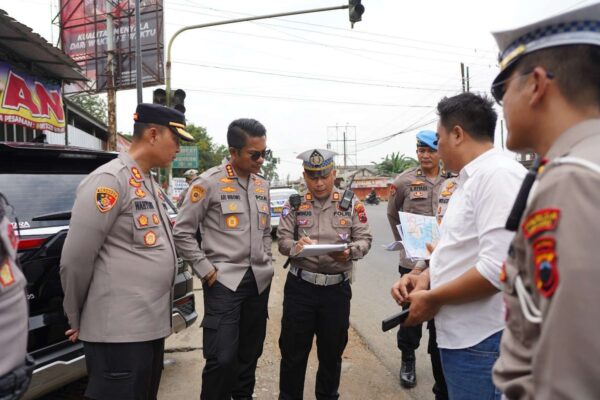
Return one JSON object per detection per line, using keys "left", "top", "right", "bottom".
{"left": 416, "top": 130, "right": 437, "bottom": 150}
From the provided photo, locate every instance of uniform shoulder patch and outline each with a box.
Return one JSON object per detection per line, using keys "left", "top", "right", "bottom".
{"left": 354, "top": 202, "right": 367, "bottom": 223}
{"left": 190, "top": 185, "right": 206, "bottom": 203}
{"left": 96, "top": 187, "right": 119, "bottom": 213}
{"left": 533, "top": 236, "right": 558, "bottom": 298}
{"left": 522, "top": 208, "right": 560, "bottom": 239}
{"left": 0, "top": 259, "right": 15, "bottom": 287}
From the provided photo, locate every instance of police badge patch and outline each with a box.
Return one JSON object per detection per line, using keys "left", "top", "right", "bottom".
{"left": 96, "top": 187, "right": 119, "bottom": 213}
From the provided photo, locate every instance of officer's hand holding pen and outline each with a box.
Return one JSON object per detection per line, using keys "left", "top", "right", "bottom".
{"left": 293, "top": 231, "right": 315, "bottom": 254}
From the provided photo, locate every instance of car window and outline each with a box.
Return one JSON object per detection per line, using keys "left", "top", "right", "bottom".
{"left": 0, "top": 174, "right": 86, "bottom": 229}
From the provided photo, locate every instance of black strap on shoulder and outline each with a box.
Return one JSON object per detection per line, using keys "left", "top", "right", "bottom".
{"left": 505, "top": 157, "right": 542, "bottom": 231}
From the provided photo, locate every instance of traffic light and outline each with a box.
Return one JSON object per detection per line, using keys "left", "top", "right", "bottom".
{"left": 348, "top": 0, "right": 364, "bottom": 28}
{"left": 152, "top": 88, "right": 167, "bottom": 105}
{"left": 152, "top": 88, "right": 186, "bottom": 115}
{"left": 172, "top": 89, "right": 186, "bottom": 114}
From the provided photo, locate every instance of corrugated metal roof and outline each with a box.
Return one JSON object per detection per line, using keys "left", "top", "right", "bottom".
{"left": 0, "top": 9, "right": 86, "bottom": 81}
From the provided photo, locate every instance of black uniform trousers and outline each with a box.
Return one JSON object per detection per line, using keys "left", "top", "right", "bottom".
{"left": 397, "top": 266, "right": 422, "bottom": 358}
{"left": 279, "top": 272, "right": 351, "bottom": 400}
{"left": 83, "top": 338, "right": 165, "bottom": 400}
{"left": 200, "top": 268, "right": 270, "bottom": 400}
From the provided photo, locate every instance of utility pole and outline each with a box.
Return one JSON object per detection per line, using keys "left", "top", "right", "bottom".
{"left": 135, "top": 0, "right": 143, "bottom": 104}
{"left": 460, "top": 62, "right": 466, "bottom": 93}
{"left": 466, "top": 65, "right": 470, "bottom": 92}
{"left": 500, "top": 120, "right": 505, "bottom": 150}
{"left": 106, "top": 1, "right": 117, "bottom": 151}
{"left": 343, "top": 129, "right": 348, "bottom": 169}
{"left": 327, "top": 124, "right": 357, "bottom": 172}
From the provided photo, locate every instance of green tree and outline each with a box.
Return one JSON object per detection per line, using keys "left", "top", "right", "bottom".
{"left": 372, "top": 152, "right": 418, "bottom": 176}
{"left": 261, "top": 151, "right": 280, "bottom": 182}
{"left": 68, "top": 93, "right": 107, "bottom": 124}
{"left": 174, "top": 123, "right": 228, "bottom": 176}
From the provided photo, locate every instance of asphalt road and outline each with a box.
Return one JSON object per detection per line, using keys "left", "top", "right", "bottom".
{"left": 351, "top": 202, "right": 435, "bottom": 400}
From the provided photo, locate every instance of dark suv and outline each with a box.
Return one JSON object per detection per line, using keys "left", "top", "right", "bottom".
{"left": 0, "top": 142, "right": 197, "bottom": 399}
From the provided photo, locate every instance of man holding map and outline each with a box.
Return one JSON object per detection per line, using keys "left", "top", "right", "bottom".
{"left": 387, "top": 130, "right": 448, "bottom": 395}
{"left": 277, "top": 148, "right": 372, "bottom": 400}
{"left": 391, "top": 93, "right": 525, "bottom": 399}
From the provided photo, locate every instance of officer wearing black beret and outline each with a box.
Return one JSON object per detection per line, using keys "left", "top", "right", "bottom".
{"left": 61, "top": 103, "right": 194, "bottom": 400}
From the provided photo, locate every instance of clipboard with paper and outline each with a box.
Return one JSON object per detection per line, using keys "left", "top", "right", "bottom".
{"left": 296, "top": 243, "right": 348, "bottom": 257}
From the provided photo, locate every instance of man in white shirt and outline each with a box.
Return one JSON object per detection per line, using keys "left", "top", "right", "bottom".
{"left": 391, "top": 92, "right": 526, "bottom": 400}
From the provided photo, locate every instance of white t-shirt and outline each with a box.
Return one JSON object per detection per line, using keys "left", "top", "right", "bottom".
{"left": 430, "top": 148, "right": 526, "bottom": 349}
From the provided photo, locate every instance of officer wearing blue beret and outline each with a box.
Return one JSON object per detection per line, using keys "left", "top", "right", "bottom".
{"left": 387, "top": 130, "right": 449, "bottom": 396}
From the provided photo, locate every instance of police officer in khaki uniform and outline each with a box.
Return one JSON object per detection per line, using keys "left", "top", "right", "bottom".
{"left": 0, "top": 194, "right": 32, "bottom": 400}
{"left": 173, "top": 119, "right": 272, "bottom": 400}
{"left": 60, "top": 104, "right": 194, "bottom": 400}
{"left": 387, "top": 130, "right": 448, "bottom": 391}
{"left": 489, "top": 4, "right": 600, "bottom": 398}
{"left": 278, "top": 149, "right": 372, "bottom": 400}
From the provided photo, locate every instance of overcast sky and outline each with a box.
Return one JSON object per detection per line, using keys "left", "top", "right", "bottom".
{"left": 2, "top": 0, "right": 590, "bottom": 179}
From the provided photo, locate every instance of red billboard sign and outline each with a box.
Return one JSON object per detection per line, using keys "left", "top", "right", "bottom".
{"left": 60, "top": 0, "right": 164, "bottom": 93}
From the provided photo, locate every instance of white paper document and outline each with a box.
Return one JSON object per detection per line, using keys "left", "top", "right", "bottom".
{"left": 397, "top": 212, "right": 440, "bottom": 260}
{"left": 296, "top": 244, "right": 348, "bottom": 257}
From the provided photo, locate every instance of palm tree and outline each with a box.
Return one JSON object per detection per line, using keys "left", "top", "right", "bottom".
{"left": 372, "top": 152, "right": 418, "bottom": 176}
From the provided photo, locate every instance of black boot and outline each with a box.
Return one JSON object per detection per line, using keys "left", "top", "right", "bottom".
{"left": 400, "top": 356, "right": 417, "bottom": 388}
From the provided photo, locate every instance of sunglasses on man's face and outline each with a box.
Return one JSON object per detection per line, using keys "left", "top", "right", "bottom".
{"left": 246, "top": 149, "right": 271, "bottom": 161}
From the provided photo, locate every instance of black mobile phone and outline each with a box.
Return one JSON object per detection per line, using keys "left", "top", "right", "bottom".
{"left": 381, "top": 309, "right": 410, "bottom": 332}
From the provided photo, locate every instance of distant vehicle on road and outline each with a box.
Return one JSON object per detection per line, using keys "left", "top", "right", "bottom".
{"left": 0, "top": 142, "right": 197, "bottom": 399}
{"left": 269, "top": 187, "right": 298, "bottom": 235}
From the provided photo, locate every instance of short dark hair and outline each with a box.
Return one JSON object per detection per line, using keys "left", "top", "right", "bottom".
{"left": 227, "top": 118, "right": 266, "bottom": 149}
{"left": 514, "top": 44, "right": 600, "bottom": 108}
{"left": 437, "top": 93, "right": 497, "bottom": 143}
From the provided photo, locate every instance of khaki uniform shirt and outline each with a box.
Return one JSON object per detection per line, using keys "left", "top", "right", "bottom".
{"left": 387, "top": 167, "right": 447, "bottom": 268}
{"left": 0, "top": 212, "right": 27, "bottom": 376}
{"left": 493, "top": 119, "right": 600, "bottom": 399}
{"left": 60, "top": 152, "right": 177, "bottom": 343}
{"left": 277, "top": 190, "right": 372, "bottom": 274}
{"left": 173, "top": 161, "right": 273, "bottom": 294}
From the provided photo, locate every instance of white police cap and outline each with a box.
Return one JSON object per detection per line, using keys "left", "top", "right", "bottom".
{"left": 492, "top": 2, "right": 600, "bottom": 86}
{"left": 296, "top": 148, "right": 338, "bottom": 177}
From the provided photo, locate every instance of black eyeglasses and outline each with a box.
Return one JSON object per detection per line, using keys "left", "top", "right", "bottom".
{"left": 491, "top": 69, "right": 554, "bottom": 105}
{"left": 246, "top": 149, "right": 271, "bottom": 161}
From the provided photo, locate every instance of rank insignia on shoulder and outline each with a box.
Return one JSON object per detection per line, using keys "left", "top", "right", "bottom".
{"left": 191, "top": 185, "right": 206, "bottom": 203}
{"left": 138, "top": 214, "right": 149, "bottom": 227}
{"left": 416, "top": 169, "right": 423, "bottom": 176}
{"left": 225, "top": 215, "right": 239, "bottom": 228}
{"left": 305, "top": 193, "right": 313, "bottom": 201}
{"left": 533, "top": 237, "right": 558, "bottom": 298}
{"left": 522, "top": 208, "right": 560, "bottom": 239}
{"left": 253, "top": 178, "right": 263, "bottom": 186}
{"left": 131, "top": 167, "right": 143, "bottom": 181}
{"left": 332, "top": 192, "right": 340, "bottom": 201}
{"left": 144, "top": 230, "right": 157, "bottom": 246}
{"left": 135, "top": 188, "right": 146, "bottom": 198}
{"left": 222, "top": 186, "right": 237, "bottom": 193}
{"left": 129, "top": 177, "right": 141, "bottom": 188}
{"left": 226, "top": 164, "right": 235, "bottom": 177}
{"left": 152, "top": 214, "right": 160, "bottom": 225}
{"left": 96, "top": 187, "right": 119, "bottom": 213}
{"left": 0, "top": 259, "right": 15, "bottom": 287}
{"left": 220, "top": 177, "right": 234, "bottom": 184}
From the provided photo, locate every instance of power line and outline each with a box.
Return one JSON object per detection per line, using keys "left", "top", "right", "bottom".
{"left": 172, "top": 1, "right": 498, "bottom": 55}
{"left": 183, "top": 87, "right": 433, "bottom": 108}
{"left": 173, "top": 60, "right": 466, "bottom": 92}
